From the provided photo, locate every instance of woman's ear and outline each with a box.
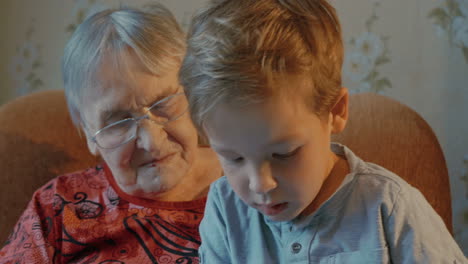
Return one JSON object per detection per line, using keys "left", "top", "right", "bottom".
{"left": 330, "top": 87, "right": 349, "bottom": 134}
{"left": 86, "top": 136, "right": 100, "bottom": 156}
{"left": 81, "top": 124, "right": 100, "bottom": 156}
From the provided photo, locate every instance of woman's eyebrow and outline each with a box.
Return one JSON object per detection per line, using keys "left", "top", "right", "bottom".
{"left": 97, "top": 86, "right": 178, "bottom": 122}
{"left": 146, "top": 85, "right": 179, "bottom": 105}
{"left": 100, "top": 109, "right": 128, "bottom": 123}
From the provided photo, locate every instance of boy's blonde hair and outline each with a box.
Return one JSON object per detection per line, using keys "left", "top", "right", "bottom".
{"left": 180, "top": 0, "right": 344, "bottom": 134}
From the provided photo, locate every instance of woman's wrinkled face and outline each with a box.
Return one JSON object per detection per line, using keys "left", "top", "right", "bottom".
{"left": 81, "top": 54, "right": 199, "bottom": 200}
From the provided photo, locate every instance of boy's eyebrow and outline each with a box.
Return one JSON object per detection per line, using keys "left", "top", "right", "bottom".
{"left": 210, "top": 144, "right": 236, "bottom": 155}
{"left": 211, "top": 140, "right": 302, "bottom": 155}
{"left": 266, "top": 134, "right": 304, "bottom": 148}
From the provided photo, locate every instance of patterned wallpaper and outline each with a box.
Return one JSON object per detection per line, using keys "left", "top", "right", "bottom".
{"left": 342, "top": 1, "right": 392, "bottom": 93}
{"left": 429, "top": 0, "right": 468, "bottom": 62}
{"left": 1, "top": 0, "right": 467, "bottom": 254}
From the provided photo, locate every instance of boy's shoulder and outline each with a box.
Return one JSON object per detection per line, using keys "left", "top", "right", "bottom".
{"left": 209, "top": 176, "right": 239, "bottom": 202}
{"left": 336, "top": 143, "right": 415, "bottom": 197}
{"left": 208, "top": 176, "right": 253, "bottom": 215}
{"left": 333, "top": 143, "right": 423, "bottom": 214}
{"left": 352, "top": 161, "right": 409, "bottom": 194}
{"left": 211, "top": 174, "right": 229, "bottom": 187}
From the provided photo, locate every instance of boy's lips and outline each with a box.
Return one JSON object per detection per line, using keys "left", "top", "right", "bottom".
{"left": 255, "top": 202, "right": 288, "bottom": 216}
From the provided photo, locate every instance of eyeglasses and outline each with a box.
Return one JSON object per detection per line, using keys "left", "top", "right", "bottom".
{"left": 91, "top": 92, "right": 188, "bottom": 149}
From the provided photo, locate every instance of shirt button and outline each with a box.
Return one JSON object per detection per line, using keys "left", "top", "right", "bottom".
{"left": 291, "top": 242, "right": 302, "bottom": 254}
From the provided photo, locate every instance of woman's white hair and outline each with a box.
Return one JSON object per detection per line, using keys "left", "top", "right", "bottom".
{"left": 62, "top": 3, "right": 185, "bottom": 128}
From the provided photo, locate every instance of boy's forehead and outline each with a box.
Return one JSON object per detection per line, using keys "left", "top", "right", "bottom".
{"left": 205, "top": 97, "right": 315, "bottom": 152}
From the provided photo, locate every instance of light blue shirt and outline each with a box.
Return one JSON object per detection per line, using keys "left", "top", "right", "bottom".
{"left": 199, "top": 143, "right": 467, "bottom": 263}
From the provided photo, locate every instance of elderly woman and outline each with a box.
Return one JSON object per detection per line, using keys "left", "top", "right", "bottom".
{"left": 0, "top": 4, "right": 221, "bottom": 263}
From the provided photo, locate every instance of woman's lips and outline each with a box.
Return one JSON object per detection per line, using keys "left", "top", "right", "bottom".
{"left": 140, "top": 153, "right": 174, "bottom": 167}
{"left": 256, "top": 202, "right": 288, "bottom": 216}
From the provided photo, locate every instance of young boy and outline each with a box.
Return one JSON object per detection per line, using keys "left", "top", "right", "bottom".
{"left": 180, "top": 0, "right": 467, "bottom": 263}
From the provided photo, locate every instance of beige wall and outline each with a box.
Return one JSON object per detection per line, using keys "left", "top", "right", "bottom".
{"left": 1, "top": 0, "right": 467, "bottom": 254}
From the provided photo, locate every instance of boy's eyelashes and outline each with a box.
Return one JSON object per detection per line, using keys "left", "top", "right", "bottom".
{"left": 231, "top": 157, "right": 245, "bottom": 163}
{"left": 272, "top": 147, "right": 301, "bottom": 160}
{"left": 223, "top": 147, "right": 301, "bottom": 164}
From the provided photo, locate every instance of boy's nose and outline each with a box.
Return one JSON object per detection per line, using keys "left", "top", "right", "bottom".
{"left": 248, "top": 162, "right": 277, "bottom": 194}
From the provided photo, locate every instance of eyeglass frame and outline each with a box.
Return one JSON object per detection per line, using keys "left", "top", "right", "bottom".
{"left": 89, "top": 92, "right": 188, "bottom": 149}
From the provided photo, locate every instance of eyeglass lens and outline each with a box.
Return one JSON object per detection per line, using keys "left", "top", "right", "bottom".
{"left": 94, "top": 93, "right": 187, "bottom": 149}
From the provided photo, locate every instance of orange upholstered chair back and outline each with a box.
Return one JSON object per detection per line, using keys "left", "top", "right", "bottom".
{"left": 0, "top": 91, "right": 453, "bottom": 245}
{"left": 332, "top": 93, "right": 452, "bottom": 233}
{"left": 0, "top": 90, "right": 100, "bottom": 244}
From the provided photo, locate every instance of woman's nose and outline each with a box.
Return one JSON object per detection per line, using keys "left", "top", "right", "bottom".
{"left": 135, "top": 118, "right": 165, "bottom": 152}
{"left": 248, "top": 162, "right": 277, "bottom": 195}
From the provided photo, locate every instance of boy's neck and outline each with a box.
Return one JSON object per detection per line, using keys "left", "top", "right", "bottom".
{"left": 300, "top": 153, "right": 350, "bottom": 218}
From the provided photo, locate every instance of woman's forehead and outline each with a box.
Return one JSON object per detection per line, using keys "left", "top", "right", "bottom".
{"left": 83, "top": 76, "right": 178, "bottom": 111}
{"left": 89, "top": 53, "right": 178, "bottom": 99}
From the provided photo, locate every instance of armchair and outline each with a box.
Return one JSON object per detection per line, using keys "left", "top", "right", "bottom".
{"left": 0, "top": 90, "right": 453, "bottom": 245}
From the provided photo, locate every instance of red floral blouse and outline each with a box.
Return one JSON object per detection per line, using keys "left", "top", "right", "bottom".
{"left": 0, "top": 164, "right": 206, "bottom": 264}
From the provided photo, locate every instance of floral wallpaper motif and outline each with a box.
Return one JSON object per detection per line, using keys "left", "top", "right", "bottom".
{"left": 180, "top": 11, "right": 194, "bottom": 31}
{"left": 429, "top": 0, "right": 468, "bottom": 62}
{"left": 453, "top": 154, "right": 468, "bottom": 252}
{"left": 342, "top": 1, "right": 392, "bottom": 93}
{"left": 460, "top": 155, "right": 468, "bottom": 220}
{"left": 429, "top": 0, "right": 468, "bottom": 252}
{"left": 8, "top": 22, "right": 43, "bottom": 97}
{"left": 66, "top": 0, "right": 107, "bottom": 34}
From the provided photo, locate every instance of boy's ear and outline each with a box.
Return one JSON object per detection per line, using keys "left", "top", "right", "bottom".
{"left": 330, "top": 87, "right": 349, "bottom": 134}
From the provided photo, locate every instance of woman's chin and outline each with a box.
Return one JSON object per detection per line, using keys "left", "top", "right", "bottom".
{"left": 118, "top": 155, "right": 190, "bottom": 199}
{"left": 119, "top": 184, "right": 163, "bottom": 199}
